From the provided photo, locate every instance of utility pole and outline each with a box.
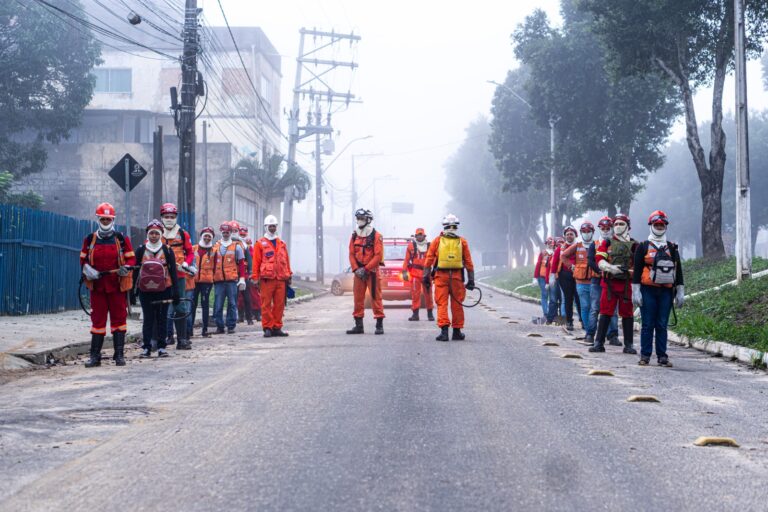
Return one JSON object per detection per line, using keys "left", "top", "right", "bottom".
{"left": 734, "top": 0, "right": 752, "bottom": 282}
{"left": 202, "top": 120, "right": 208, "bottom": 228}
{"left": 175, "top": 0, "right": 200, "bottom": 232}
{"left": 315, "top": 130, "right": 324, "bottom": 283}
{"left": 152, "top": 126, "right": 163, "bottom": 218}
{"left": 549, "top": 116, "right": 559, "bottom": 237}
{"left": 282, "top": 27, "right": 362, "bottom": 256}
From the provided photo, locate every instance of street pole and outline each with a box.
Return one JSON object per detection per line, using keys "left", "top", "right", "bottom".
{"left": 202, "top": 120, "right": 208, "bottom": 228}
{"left": 124, "top": 157, "right": 131, "bottom": 238}
{"left": 177, "top": 0, "right": 198, "bottom": 232}
{"left": 734, "top": 0, "right": 752, "bottom": 282}
{"left": 549, "top": 116, "right": 558, "bottom": 237}
{"left": 152, "top": 126, "right": 163, "bottom": 218}
{"left": 315, "top": 132, "right": 324, "bottom": 283}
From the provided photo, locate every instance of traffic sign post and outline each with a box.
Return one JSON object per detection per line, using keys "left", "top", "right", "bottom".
{"left": 109, "top": 153, "right": 148, "bottom": 239}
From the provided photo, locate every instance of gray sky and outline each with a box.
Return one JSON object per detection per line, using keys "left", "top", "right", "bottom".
{"left": 203, "top": 0, "right": 767, "bottom": 271}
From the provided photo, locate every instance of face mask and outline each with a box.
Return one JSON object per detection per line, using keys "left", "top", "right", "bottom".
{"left": 614, "top": 224, "right": 628, "bottom": 236}
{"left": 357, "top": 219, "right": 368, "bottom": 228}
{"left": 582, "top": 232, "right": 594, "bottom": 243}
{"left": 600, "top": 228, "right": 612, "bottom": 240}
{"left": 98, "top": 220, "right": 115, "bottom": 233}
{"left": 443, "top": 227, "right": 457, "bottom": 236}
{"left": 162, "top": 217, "right": 177, "bottom": 229}
{"left": 200, "top": 236, "right": 213, "bottom": 248}
{"left": 651, "top": 226, "right": 667, "bottom": 237}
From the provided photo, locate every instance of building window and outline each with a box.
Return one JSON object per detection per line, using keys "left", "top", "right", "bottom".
{"left": 94, "top": 68, "right": 132, "bottom": 93}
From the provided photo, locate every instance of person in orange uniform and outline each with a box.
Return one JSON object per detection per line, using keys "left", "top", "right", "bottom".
{"left": 187, "top": 226, "right": 215, "bottom": 338}
{"left": 402, "top": 228, "right": 434, "bottom": 322}
{"left": 160, "top": 203, "right": 195, "bottom": 350}
{"left": 423, "top": 214, "right": 475, "bottom": 341}
{"left": 80, "top": 202, "right": 135, "bottom": 367}
{"left": 251, "top": 215, "right": 292, "bottom": 338}
{"left": 346, "top": 208, "right": 385, "bottom": 335}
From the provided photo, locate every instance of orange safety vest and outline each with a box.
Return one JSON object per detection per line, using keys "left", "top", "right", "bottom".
{"left": 142, "top": 247, "right": 172, "bottom": 289}
{"left": 572, "top": 243, "right": 592, "bottom": 281}
{"left": 641, "top": 243, "right": 674, "bottom": 288}
{"left": 351, "top": 229, "right": 380, "bottom": 268}
{"left": 163, "top": 228, "right": 188, "bottom": 268}
{"left": 213, "top": 242, "right": 239, "bottom": 282}
{"left": 538, "top": 252, "right": 550, "bottom": 277}
{"left": 194, "top": 245, "right": 215, "bottom": 284}
{"left": 257, "top": 237, "right": 291, "bottom": 280}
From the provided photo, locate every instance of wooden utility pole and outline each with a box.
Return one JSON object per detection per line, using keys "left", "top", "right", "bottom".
{"left": 152, "top": 126, "right": 163, "bottom": 218}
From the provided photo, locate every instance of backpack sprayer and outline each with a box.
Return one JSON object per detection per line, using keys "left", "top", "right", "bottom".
{"left": 78, "top": 266, "right": 139, "bottom": 316}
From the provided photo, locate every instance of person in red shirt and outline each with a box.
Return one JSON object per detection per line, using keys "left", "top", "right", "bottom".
{"left": 80, "top": 202, "right": 135, "bottom": 367}
{"left": 545, "top": 236, "right": 566, "bottom": 324}
{"left": 533, "top": 237, "right": 555, "bottom": 318}
{"left": 251, "top": 215, "right": 292, "bottom": 337}
{"left": 402, "top": 227, "right": 434, "bottom": 322}
{"left": 554, "top": 227, "right": 579, "bottom": 330}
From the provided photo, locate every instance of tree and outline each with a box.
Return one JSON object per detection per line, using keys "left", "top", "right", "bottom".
{"left": 580, "top": 0, "right": 768, "bottom": 259}
{"left": 219, "top": 154, "right": 311, "bottom": 214}
{"left": 0, "top": 0, "right": 101, "bottom": 177}
{"left": 509, "top": 2, "right": 678, "bottom": 222}
{"left": 0, "top": 171, "right": 43, "bottom": 208}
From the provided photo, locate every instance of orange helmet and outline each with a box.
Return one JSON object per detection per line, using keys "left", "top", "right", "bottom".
{"left": 415, "top": 227, "right": 426, "bottom": 236}
{"left": 648, "top": 210, "right": 669, "bottom": 225}
{"left": 95, "top": 202, "right": 116, "bottom": 219}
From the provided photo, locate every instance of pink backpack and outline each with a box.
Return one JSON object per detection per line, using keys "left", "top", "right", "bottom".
{"left": 138, "top": 250, "right": 168, "bottom": 292}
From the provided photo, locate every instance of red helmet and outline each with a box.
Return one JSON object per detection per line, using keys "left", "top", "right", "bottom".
{"left": 95, "top": 202, "right": 116, "bottom": 219}
{"left": 597, "top": 216, "right": 613, "bottom": 229}
{"left": 648, "top": 210, "right": 669, "bottom": 225}
{"left": 555, "top": 237, "right": 565, "bottom": 245}
{"left": 200, "top": 226, "right": 215, "bottom": 237}
{"left": 160, "top": 203, "right": 178, "bottom": 216}
{"left": 563, "top": 226, "right": 577, "bottom": 236}
{"left": 245, "top": 237, "right": 252, "bottom": 245}
{"left": 219, "top": 222, "right": 232, "bottom": 233}
{"left": 580, "top": 221, "right": 595, "bottom": 232}
{"left": 613, "top": 213, "right": 630, "bottom": 228}
{"left": 239, "top": 226, "right": 248, "bottom": 236}
{"left": 227, "top": 220, "right": 240, "bottom": 231}
{"left": 146, "top": 219, "right": 164, "bottom": 232}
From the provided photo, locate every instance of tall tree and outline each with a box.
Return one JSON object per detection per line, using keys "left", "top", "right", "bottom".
{"left": 510, "top": 3, "right": 678, "bottom": 222}
{"left": 0, "top": 0, "right": 101, "bottom": 177}
{"left": 580, "top": 0, "right": 768, "bottom": 259}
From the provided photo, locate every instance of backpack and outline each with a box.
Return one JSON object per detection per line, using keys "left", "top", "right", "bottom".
{"left": 607, "top": 239, "right": 634, "bottom": 280}
{"left": 649, "top": 242, "right": 676, "bottom": 286}
{"left": 437, "top": 236, "right": 463, "bottom": 269}
{"left": 138, "top": 248, "right": 168, "bottom": 292}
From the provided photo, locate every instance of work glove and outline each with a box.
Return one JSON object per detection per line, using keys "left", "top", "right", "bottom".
{"left": 117, "top": 265, "right": 131, "bottom": 277}
{"left": 422, "top": 266, "right": 432, "bottom": 287}
{"left": 354, "top": 268, "right": 368, "bottom": 280}
{"left": 237, "top": 277, "right": 246, "bottom": 291}
{"left": 675, "top": 285, "right": 685, "bottom": 308}
{"left": 181, "top": 262, "right": 197, "bottom": 277}
{"left": 466, "top": 270, "right": 475, "bottom": 291}
{"left": 598, "top": 260, "right": 623, "bottom": 276}
{"left": 532, "top": 278, "right": 538, "bottom": 287}
{"left": 82, "top": 263, "right": 100, "bottom": 281}
{"left": 631, "top": 283, "right": 643, "bottom": 307}
{"left": 402, "top": 270, "right": 409, "bottom": 282}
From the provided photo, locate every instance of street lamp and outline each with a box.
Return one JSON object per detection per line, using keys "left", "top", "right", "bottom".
{"left": 487, "top": 79, "right": 558, "bottom": 238}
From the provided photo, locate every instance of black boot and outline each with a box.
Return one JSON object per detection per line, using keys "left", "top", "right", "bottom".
{"left": 84, "top": 334, "right": 105, "bottom": 367}
{"left": 589, "top": 315, "right": 610, "bottom": 352}
{"left": 622, "top": 317, "right": 637, "bottom": 354}
{"left": 408, "top": 309, "right": 419, "bottom": 321}
{"left": 427, "top": 309, "right": 435, "bottom": 321}
{"left": 272, "top": 328, "right": 289, "bottom": 337}
{"left": 263, "top": 328, "right": 273, "bottom": 338}
{"left": 375, "top": 318, "right": 384, "bottom": 335}
{"left": 346, "top": 317, "right": 364, "bottom": 334}
{"left": 113, "top": 331, "right": 126, "bottom": 366}
{"left": 436, "top": 326, "right": 449, "bottom": 341}
{"left": 452, "top": 328, "right": 465, "bottom": 340}
{"left": 175, "top": 318, "right": 191, "bottom": 350}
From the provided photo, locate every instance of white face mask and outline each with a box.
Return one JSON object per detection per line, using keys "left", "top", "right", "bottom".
{"left": 600, "top": 228, "right": 612, "bottom": 240}
{"left": 582, "top": 232, "right": 594, "bottom": 243}
{"left": 651, "top": 226, "right": 667, "bottom": 237}
{"left": 443, "top": 227, "right": 457, "bottom": 236}
{"left": 162, "top": 217, "right": 177, "bottom": 229}
{"left": 98, "top": 219, "right": 115, "bottom": 233}
{"left": 357, "top": 218, "right": 368, "bottom": 228}
{"left": 200, "top": 236, "right": 213, "bottom": 248}
{"left": 614, "top": 223, "right": 628, "bottom": 236}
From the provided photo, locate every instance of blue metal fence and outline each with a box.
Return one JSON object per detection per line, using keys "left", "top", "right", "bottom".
{"left": 0, "top": 205, "right": 99, "bottom": 315}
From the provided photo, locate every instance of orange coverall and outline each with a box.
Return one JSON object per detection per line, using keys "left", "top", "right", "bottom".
{"left": 349, "top": 229, "right": 385, "bottom": 319}
{"left": 402, "top": 242, "right": 433, "bottom": 310}
{"left": 424, "top": 235, "right": 474, "bottom": 328}
{"left": 251, "top": 237, "right": 292, "bottom": 330}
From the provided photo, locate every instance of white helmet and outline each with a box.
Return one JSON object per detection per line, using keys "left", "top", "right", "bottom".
{"left": 442, "top": 213, "right": 460, "bottom": 227}
{"left": 263, "top": 214, "right": 279, "bottom": 226}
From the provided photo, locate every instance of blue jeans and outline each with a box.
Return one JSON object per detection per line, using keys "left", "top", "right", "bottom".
{"left": 214, "top": 281, "right": 238, "bottom": 330}
{"left": 640, "top": 285, "right": 674, "bottom": 359}
{"left": 546, "top": 279, "right": 561, "bottom": 322}
{"left": 576, "top": 284, "right": 592, "bottom": 329}
{"left": 187, "top": 283, "right": 212, "bottom": 333}
{"left": 537, "top": 277, "right": 549, "bottom": 316}
{"left": 588, "top": 281, "right": 618, "bottom": 337}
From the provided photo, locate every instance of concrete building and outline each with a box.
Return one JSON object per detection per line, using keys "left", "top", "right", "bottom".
{"left": 16, "top": 3, "right": 283, "bottom": 240}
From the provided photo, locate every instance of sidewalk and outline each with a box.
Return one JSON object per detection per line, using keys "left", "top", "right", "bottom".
{"left": 0, "top": 282, "right": 329, "bottom": 369}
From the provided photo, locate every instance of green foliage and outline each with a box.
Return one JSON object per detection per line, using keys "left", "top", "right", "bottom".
{"left": 486, "top": 266, "right": 540, "bottom": 299}
{"left": 682, "top": 257, "right": 768, "bottom": 294}
{"left": 0, "top": 0, "right": 101, "bottom": 177}
{"left": 0, "top": 171, "right": 43, "bottom": 208}
{"left": 220, "top": 154, "right": 311, "bottom": 201}
{"left": 676, "top": 275, "right": 768, "bottom": 351}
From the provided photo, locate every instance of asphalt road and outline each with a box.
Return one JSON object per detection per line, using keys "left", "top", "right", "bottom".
{"left": 1, "top": 289, "right": 767, "bottom": 511}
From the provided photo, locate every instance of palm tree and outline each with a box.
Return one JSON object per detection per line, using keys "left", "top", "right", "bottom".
{"left": 218, "top": 153, "right": 311, "bottom": 214}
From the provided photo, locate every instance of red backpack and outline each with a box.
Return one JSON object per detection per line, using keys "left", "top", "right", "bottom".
{"left": 138, "top": 249, "right": 168, "bottom": 292}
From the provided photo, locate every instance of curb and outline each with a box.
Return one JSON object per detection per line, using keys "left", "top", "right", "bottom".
{"left": 480, "top": 281, "right": 541, "bottom": 305}
{"left": 667, "top": 331, "right": 767, "bottom": 368}
{"left": 7, "top": 289, "right": 329, "bottom": 367}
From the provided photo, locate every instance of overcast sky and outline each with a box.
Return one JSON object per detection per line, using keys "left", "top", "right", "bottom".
{"left": 203, "top": 0, "right": 768, "bottom": 270}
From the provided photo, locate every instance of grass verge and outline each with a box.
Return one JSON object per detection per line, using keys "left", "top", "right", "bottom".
{"left": 683, "top": 256, "right": 768, "bottom": 294}
{"left": 484, "top": 266, "right": 540, "bottom": 299}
